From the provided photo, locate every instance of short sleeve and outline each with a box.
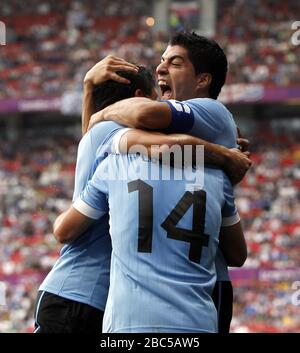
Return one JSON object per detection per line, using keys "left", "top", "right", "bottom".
{"left": 221, "top": 175, "right": 240, "bottom": 227}
{"left": 73, "top": 122, "right": 126, "bottom": 202}
{"left": 111, "top": 128, "right": 132, "bottom": 154}
{"left": 73, "top": 163, "right": 109, "bottom": 220}
{"left": 184, "top": 98, "right": 225, "bottom": 141}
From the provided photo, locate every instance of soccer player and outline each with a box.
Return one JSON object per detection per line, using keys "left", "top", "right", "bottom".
{"left": 35, "top": 62, "right": 248, "bottom": 332}
{"left": 34, "top": 66, "right": 155, "bottom": 333}
{"left": 88, "top": 31, "right": 246, "bottom": 333}
{"left": 53, "top": 143, "right": 247, "bottom": 333}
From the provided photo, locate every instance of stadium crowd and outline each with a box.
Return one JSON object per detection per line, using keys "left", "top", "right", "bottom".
{"left": 236, "top": 129, "right": 300, "bottom": 270}
{"left": 216, "top": 0, "right": 300, "bottom": 86}
{"left": 1, "top": 0, "right": 300, "bottom": 334}
{"left": 1, "top": 0, "right": 300, "bottom": 99}
{"left": 231, "top": 127, "right": 300, "bottom": 333}
{"left": 0, "top": 135, "right": 77, "bottom": 332}
{"left": 0, "top": 121, "right": 299, "bottom": 332}
{"left": 231, "top": 280, "right": 300, "bottom": 333}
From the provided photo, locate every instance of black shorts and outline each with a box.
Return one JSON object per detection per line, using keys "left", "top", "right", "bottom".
{"left": 212, "top": 280, "right": 233, "bottom": 333}
{"left": 34, "top": 291, "right": 104, "bottom": 333}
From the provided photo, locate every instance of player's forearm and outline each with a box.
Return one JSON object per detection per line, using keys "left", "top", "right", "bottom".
{"left": 53, "top": 211, "right": 74, "bottom": 244}
{"left": 168, "top": 134, "right": 230, "bottom": 167}
{"left": 120, "top": 131, "right": 230, "bottom": 168}
{"left": 90, "top": 98, "right": 172, "bottom": 130}
{"left": 202, "top": 142, "right": 233, "bottom": 168}
{"left": 53, "top": 207, "right": 92, "bottom": 244}
{"left": 187, "top": 137, "right": 252, "bottom": 185}
{"left": 219, "top": 222, "right": 247, "bottom": 267}
{"left": 82, "top": 81, "right": 96, "bottom": 135}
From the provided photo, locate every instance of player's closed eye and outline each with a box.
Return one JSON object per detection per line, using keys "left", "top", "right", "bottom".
{"left": 170, "top": 58, "right": 183, "bottom": 66}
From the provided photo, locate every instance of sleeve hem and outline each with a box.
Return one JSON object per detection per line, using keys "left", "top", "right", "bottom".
{"left": 73, "top": 198, "right": 105, "bottom": 220}
{"left": 111, "top": 128, "right": 132, "bottom": 154}
{"left": 221, "top": 213, "right": 240, "bottom": 227}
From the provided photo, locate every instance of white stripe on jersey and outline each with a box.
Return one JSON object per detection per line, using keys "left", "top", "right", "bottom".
{"left": 221, "top": 212, "right": 240, "bottom": 227}
{"left": 73, "top": 198, "right": 106, "bottom": 220}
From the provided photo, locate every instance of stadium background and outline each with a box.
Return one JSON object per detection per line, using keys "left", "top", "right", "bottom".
{"left": 0, "top": 0, "right": 299, "bottom": 333}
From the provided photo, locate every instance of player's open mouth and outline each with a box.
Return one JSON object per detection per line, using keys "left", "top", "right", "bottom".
{"left": 159, "top": 82, "right": 172, "bottom": 100}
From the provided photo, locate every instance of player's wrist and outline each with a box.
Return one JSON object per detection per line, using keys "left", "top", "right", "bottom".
{"left": 83, "top": 75, "right": 94, "bottom": 87}
{"left": 209, "top": 143, "right": 229, "bottom": 167}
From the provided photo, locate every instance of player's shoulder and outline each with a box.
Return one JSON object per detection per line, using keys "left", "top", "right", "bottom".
{"left": 89, "top": 121, "right": 123, "bottom": 138}
{"left": 86, "top": 121, "right": 125, "bottom": 155}
{"left": 187, "top": 98, "right": 236, "bottom": 133}
{"left": 185, "top": 98, "right": 230, "bottom": 115}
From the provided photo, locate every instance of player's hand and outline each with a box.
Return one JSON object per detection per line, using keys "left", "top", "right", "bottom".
{"left": 84, "top": 55, "right": 139, "bottom": 86}
{"left": 225, "top": 148, "right": 252, "bottom": 185}
{"left": 236, "top": 126, "right": 250, "bottom": 153}
{"left": 237, "top": 137, "right": 250, "bottom": 153}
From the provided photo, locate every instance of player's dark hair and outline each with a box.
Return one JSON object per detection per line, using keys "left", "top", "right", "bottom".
{"left": 170, "top": 31, "right": 228, "bottom": 99}
{"left": 93, "top": 66, "right": 155, "bottom": 111}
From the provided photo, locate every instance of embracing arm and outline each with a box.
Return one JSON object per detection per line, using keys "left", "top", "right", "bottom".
{"left": 53, "top": 207, "right": 95, "bottom": 244}
{"left": 88, "top": 98, "right": 251, "bottom": 183}
{"left": 88, "top": 98, "right": 172, "bottom": 131}
{"left": 115, "top": 129, "right": 251, "bottom": 185}
{"left": 88, "top": 100, "right": 251, "bottom": 181}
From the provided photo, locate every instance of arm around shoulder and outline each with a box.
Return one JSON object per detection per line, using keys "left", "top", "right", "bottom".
{"left": 89, "top": 98, "right": 172, "bottom": 131}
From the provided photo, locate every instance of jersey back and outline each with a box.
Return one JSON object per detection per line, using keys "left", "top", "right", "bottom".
{"left": 79, "top": 154, "right": 236, "bottom": 332}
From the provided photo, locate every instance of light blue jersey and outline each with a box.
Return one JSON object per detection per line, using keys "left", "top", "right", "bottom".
{"left": 163, "top": 98, "right": 238, "bottom": 280}
{"left": 74, "top": 154, "right": 239, "bottom": 332}
{"left": 164, "top": 98, "right": 237, "bottom": 148}
{"left": 39, "top": 122, "right": 127, "bottom": 310}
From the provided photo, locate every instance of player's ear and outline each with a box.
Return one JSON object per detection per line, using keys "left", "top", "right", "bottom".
{"left": 196, "top": 73, "right": 212, "bottom": 90}
{"left": 134, "top": 89, "right": 145, "bottom": 97}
